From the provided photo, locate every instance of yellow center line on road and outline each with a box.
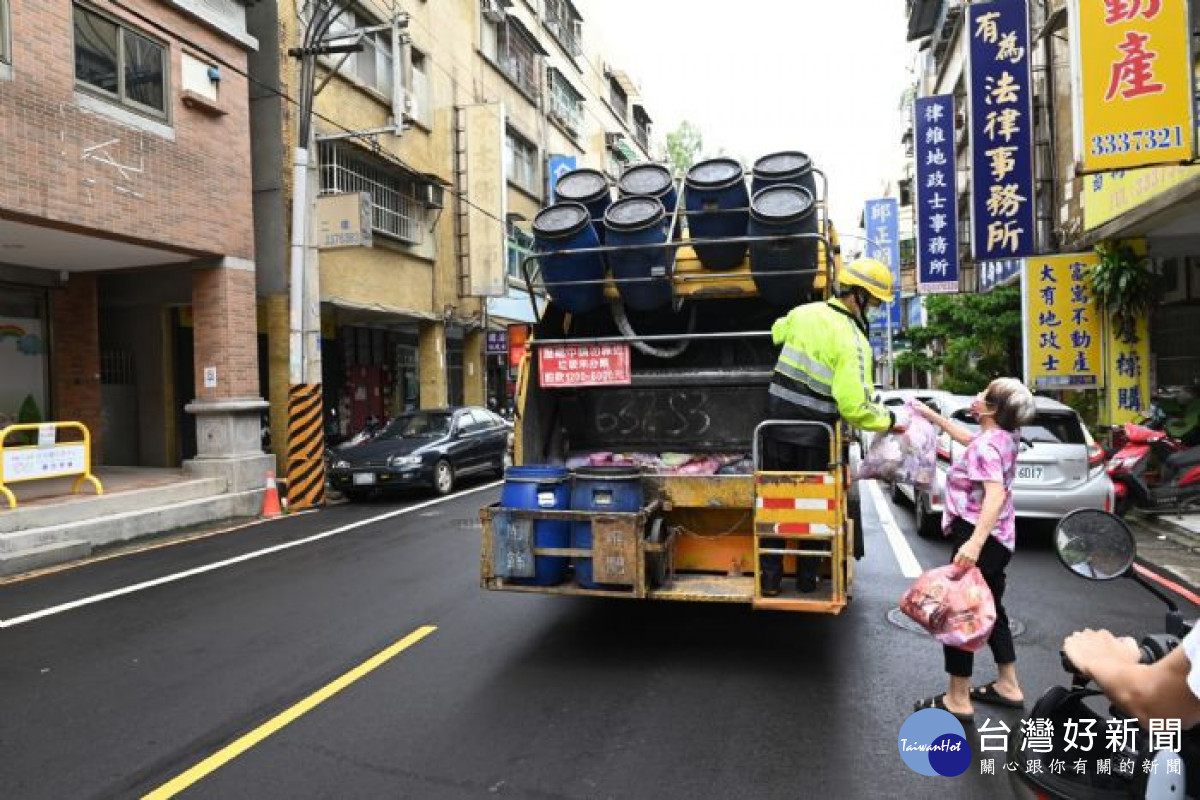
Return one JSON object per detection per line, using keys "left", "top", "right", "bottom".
{"left": 143, "top": 625, "right": 438, "bottom": 799}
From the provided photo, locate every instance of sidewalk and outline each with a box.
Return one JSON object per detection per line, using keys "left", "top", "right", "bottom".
{"left": 1126, "top": 510, "right": 1200, "bottom": 592}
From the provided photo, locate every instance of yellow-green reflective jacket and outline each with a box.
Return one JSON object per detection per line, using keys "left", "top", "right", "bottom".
{"left": 769, "top": 298, "right": 893, "bottom": 432}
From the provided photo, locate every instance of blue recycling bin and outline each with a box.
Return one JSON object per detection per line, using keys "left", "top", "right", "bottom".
{"left": 502, "top": 465, "right": 571, "bottom": 586}
{"left": 532, "top": 202, "right": 607, "bottom": 313}
{"left": 748, "top": 184, "right": 819, "bottom": 305}
{"left": 684, "top": 157, "right": 750, "bottom": 270}
{"left": 570, "top": 466, "right": 644, "bottom": 588}
{"left": 604, "top": 196, "right": 673, "bottom": 311}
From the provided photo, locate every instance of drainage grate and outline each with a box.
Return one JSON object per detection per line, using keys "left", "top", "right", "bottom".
{"left": 886, "top": 607, "right": 1026, "bottom": 639}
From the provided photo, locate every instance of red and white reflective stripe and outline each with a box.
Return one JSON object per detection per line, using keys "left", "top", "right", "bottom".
{"left": 756, "top": 497, "right": 837, "bottom": 510}
{"left": 773, "top": 522, "right": 834, "bottom": 535}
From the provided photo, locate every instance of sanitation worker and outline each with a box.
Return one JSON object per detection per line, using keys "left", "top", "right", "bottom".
{"left": 760, "top": 257, "right": 903, "bottom": 596}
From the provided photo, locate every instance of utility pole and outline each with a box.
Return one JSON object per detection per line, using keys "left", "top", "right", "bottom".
{"left": 284, "top": 0, "right": 362, "bottom": 509}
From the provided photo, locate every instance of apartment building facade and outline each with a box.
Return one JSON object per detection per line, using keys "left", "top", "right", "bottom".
{"left": 246, "top": 0, "right": 654, "bottom": 459}
{"left": 0, "top": 0, "right": 268, "bottom": 489}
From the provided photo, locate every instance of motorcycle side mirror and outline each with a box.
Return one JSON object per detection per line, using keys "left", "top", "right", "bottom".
{"left": 1053, "top": 509, "right": 1137, "bottom": 581}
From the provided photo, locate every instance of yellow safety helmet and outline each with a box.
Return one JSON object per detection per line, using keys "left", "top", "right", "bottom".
{"left": 838, "top": 258, "right": 895, "bottom": 303}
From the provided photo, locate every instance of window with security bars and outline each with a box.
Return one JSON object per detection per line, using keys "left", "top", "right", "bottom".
{"left": 505, "top": 128, "right": 539, "bottom": 196}
{"left": 547, "top": 68, "right": 583, "bottom": 135}
{"left": 318, "top": 142, "right": 425, "bottom": 244}
{"left": 73, "top": 3, "right": 167, "bottom": 117}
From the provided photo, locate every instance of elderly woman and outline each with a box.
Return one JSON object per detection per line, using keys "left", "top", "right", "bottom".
{"left": 911, "top": 377, "right": 1038, "bottom": 723}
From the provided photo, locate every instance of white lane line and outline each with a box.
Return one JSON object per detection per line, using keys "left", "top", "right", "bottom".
{"left": 0, "top": 481, "right": 503, "bottom": 630}
{"left": 864, "top": 480, "right": 923, "bottom": 579}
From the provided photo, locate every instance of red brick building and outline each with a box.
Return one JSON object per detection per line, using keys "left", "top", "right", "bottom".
{"left": 0, "top": 0, "right": 269, "bottom": 488}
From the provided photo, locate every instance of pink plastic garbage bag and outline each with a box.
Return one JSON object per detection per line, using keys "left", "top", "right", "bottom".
{"left": 899, "top": 564, "right": 997, "bottom": 652}
{"left": 856, "top": 402, "right": 938, "bottom": 490}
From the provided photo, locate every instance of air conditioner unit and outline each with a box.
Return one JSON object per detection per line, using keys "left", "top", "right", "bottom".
{"left": 424, "top": 183, "right": 445, "bottom": 209}
{"left": 482, "top": 0, "right": 507, "bottom": 23}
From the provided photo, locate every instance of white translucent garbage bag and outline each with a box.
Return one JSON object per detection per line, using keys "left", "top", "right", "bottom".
{"left": 855, "top": 402, "right": 938, "bottom": 490}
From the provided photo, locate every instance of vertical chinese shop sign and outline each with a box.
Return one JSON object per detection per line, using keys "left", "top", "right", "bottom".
{"left": 1023, "top": 254, "right": 1104, "bottom": 391}
{"left": 968, "top": 0, "right": 1036, "bottom": 260}
{"left": 1070, "top": 0, "right": 1195, "bottom": 172}
{"left": 914, "top": 95, "right": 960, "bottom": 294}
{"left": 1106, "top": 313, "right": 1152, "bottom": 424}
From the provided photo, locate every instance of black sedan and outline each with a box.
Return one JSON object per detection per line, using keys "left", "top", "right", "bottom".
{"left": 328, "top": 407, "right": 511, "bottom": 499}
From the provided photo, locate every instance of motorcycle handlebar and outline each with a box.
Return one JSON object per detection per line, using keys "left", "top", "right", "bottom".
{"left": 1059, "top": 634, "right": 1179, "bottom": 680}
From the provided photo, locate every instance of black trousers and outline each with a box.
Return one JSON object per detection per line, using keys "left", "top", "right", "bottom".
{"left": 943, "top": 516, "right": 1017, "bottom": 677}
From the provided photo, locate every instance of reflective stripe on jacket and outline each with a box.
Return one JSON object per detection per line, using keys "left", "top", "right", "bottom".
{"left": 769, "top": 298, "right": 892, "bottom": 432}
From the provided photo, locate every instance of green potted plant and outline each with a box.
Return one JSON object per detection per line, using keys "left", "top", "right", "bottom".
{"left": 1086, "top": 240, "right": 1159, "bottom": 343}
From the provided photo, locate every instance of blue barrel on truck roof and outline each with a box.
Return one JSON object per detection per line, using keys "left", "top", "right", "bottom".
{"left": 748, "top": 184, "right": 819, "bottom": 305}
{"left": 618, "top": 163, "right": 679, "bottom": 236}
{"left": 684, "top": 157, "right": 750, "bottom": 270}
{"left": 570, "top": 466, "right": 644, "bottom": 588}
{"left": 751, "top": 150, "right": 817, "bottom": 198}
{"left": 502, "top": 465, "right": 571, "bottom": 586}
{"left": 604, "top": 196, "right": 673, "bottom": 311}
{"left": 532, "top": 202, "right": 607, "bottom": 314}
{"left": 554, "top": 168, "right": 612, "bottom": 242}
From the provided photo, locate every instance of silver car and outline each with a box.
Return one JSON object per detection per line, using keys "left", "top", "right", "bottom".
{"left": 895, "top": 394, "right": 1114, "bottom": 537}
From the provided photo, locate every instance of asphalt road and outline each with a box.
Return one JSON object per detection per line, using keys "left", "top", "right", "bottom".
{"left": 0, "top": 477, "right": 1186, "bottom": 800}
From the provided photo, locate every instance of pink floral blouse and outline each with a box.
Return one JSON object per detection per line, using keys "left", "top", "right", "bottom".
{"left": 942, "top": 428, "right": 1020, "bottom": 551}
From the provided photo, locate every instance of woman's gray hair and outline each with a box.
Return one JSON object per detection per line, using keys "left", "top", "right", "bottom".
{"left": 986, "top": 377, "right": 1037, "bottom": 431}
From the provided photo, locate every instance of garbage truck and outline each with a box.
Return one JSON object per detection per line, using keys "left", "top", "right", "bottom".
{"left": 479, "top": 154, "right": 861, "bottom": 613}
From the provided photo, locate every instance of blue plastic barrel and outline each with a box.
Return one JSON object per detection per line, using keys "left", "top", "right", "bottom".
{"left": 748, "top": 184, "right": 819, "bottom": 305}
{"left": 502, "top": 465, "right": 571, "bottom": 586}
{"left": 570, "top": 466, "right": 644, "bottom": 588}
{"left": 684, "top": 157, "right": 750, "bottom": 270}
{"left": 604, "top": 196, "right": 673, "bottom": 311}
{"left": 554, "top": 168, "right": 612, "bottom": 241}
{"left": 532, "top": 202, "right": 606, "bottom": 313}
{"left": 618, "top": 163, "right": 679, "bottom": 236}
{"left": 751, "top": 151, "right": 817, "bottom": 198}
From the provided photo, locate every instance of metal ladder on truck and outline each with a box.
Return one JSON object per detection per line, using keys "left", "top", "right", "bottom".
{"left": 750, "top": 421, "right": 850, "bottom": 613}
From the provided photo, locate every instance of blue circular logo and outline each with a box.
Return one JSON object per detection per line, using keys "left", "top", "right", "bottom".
{"left": 898, "top": 709, "right": 972, "bottom": 777}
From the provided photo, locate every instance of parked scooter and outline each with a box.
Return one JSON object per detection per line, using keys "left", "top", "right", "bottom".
{"left": 1107, "top": 423, "right": 1200, "bottom": 515}
{"left": 1012, "top": 508, "right": 1197, "bottom": 799}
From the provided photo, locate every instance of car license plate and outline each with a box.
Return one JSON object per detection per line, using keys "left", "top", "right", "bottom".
{"left": 352, "top": 472, "right": 376, "bottom": 486}
{"left": 1017, "top": 466, "right": 1044, "bottom": 481}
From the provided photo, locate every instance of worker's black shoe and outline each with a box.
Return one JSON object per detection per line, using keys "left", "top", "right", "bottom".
{"left": 761, "top": 581, "right": 782, "bottom": 597}
{"left": 797, "top": 573, "right": 819, "bottom": 594}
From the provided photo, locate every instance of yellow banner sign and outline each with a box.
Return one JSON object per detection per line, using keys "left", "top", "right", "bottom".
{"left": 1083, "top": 162, "right": 1200, "bottom": 229}
{"left": 1024, "top": 254, "right": 1104, "bottom": 390}
{"left": 1105, "top": 313, "right": 1151, "bottom": 425}
{"left": 1071, "top": 0, "right": 1195, "bottom": 172}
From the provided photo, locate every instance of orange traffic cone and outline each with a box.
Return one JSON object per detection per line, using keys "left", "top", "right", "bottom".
{"left": 262, "top": 471, "right": 283, "bottom": 518}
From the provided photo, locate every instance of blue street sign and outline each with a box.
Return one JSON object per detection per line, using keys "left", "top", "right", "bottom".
{"left": 914, "top": 94, "right": 960, "bottom": 294}
{"left": 864, "top": 198, "right": 902, "bottom": 333}
{"left": 547, "top": 154, "right": 577, "bottom": 202}
{"left": 968, "top": 0, "right": 1036, "bottom": 260}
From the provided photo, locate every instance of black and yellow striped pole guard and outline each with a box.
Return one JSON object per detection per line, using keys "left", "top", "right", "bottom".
{"left": 287, "top": 383, "right": 326, "bottom": 509}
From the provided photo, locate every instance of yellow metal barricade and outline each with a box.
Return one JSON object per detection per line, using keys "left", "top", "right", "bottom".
{"left": 0, "top": 422, "right": 103, "bottom": 509}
